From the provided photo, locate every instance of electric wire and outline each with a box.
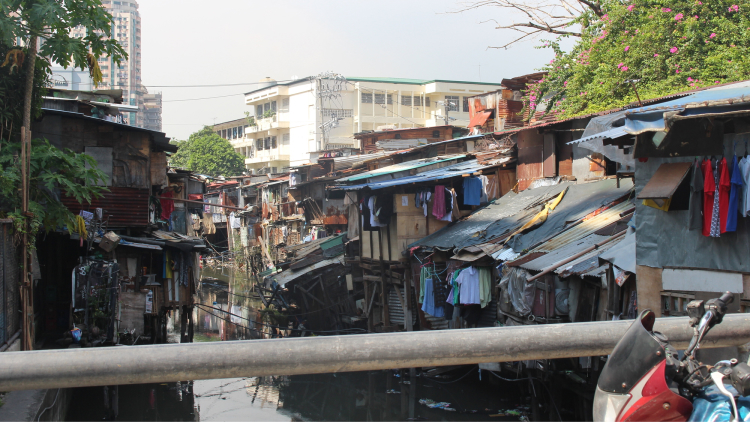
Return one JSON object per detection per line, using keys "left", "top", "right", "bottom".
{"left": 487, "top": 370, "right": 562, "bottom": 421}
{"left": 422, "top": 365, "right": 478, "bottom": 384}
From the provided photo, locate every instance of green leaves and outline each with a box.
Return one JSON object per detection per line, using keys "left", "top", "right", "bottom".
{"left": 1, "top": 0, "right": 127, "bottom": 72}
{"left": 527, "top": 0, "right": 750, "bottom": 119}
{"left": 0, "top": 137, "right": 109, "bottom": 234}
{"left": 169, "top": 126, "right": 246, "bottom": 177}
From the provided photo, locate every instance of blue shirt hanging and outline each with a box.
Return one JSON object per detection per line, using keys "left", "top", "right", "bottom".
{"left": 727, "top": 155, "right": 744, "bottom": 232}
{"left": 463, "top": 176, "right": 482, "bottom": 206}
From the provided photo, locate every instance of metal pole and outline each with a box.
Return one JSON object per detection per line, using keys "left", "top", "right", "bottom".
{"left": 1, "top": 315, "right": 750, "bottom": 391}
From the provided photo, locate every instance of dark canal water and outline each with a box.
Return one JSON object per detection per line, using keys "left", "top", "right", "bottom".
{"left": 66, "top": 268, "right": 531, "bottom": 421}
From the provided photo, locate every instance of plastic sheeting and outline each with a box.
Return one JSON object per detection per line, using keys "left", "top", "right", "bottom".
{"left": 598, "top": 228, "right": 636, "bottom": 274}
{"left": 577, "top": 112, "right": 635, "bottom": 170}
{"left": 498, "top": 267, "right": 534, "bottom": 316}
{"left": 635, "top": 133, "right": 750, "bottom": 272}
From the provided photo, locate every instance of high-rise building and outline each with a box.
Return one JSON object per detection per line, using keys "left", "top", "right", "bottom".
{"left": 70, "top": 0, "right": 143, "bottom": 127}
{"left": 142, "top": 91, "right": 162, "bottom": 132}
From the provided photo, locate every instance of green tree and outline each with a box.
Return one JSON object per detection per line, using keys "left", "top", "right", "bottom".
{"left": 170, "top": 126, "right": 246, "bottom": 177}
{"left": 525, "top": 0, "right": 750, "bottom": 119}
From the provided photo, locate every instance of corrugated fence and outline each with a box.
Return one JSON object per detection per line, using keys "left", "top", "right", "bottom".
{"left": 0, "top": 219, "right": 19, "bottom": 346}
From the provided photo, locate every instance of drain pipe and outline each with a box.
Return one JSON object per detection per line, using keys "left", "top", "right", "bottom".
{"left": 1, "top": 314, "right": 749, "bottom": 391}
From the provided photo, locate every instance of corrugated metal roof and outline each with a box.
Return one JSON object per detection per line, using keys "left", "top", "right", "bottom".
{"left": 412, "top": 178, "right": 634, "bottom": 253}
{"left": 376, "top": 139, "right": 428, "bottom": 150}
{"left": 326, "top": 151, "right": 392, "bottom": 171}
{"left": 625, "top": 81, "right": 750, "bottom": 134}
{"left": 272, "top": 255, "right": 345, "bottom": 287}
{"left": 493, "top": 248, "right": 520, "bottom": 261}
{"left": 567, "top": 126, "right": 629, "bottom": 145}
{"left": 556, "top": 236, "right": 622, "bottom": 278}
{"left": 518, "top": 234, "right": 609, "bottom": 271}
{"left": 335, "top": 154, "right": 467, "bottom": 183}
{"left": 532, "top": 201, "right": 634, "bottom": 253}
{"left": 335, "top": 159, "right": 497, "bottom": 191}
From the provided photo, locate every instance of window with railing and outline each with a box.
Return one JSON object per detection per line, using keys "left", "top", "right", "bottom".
{"left": 322, "top": 109, "right": 353, "bottom": 118}
{"left": 361, "top": 93, "right": 373, "bottom": 104}
{"left": 375, "top": 94, "right": 393, "bottom": 105}
{"left": 445, "top": 96, "right": 459, "bottom": 112}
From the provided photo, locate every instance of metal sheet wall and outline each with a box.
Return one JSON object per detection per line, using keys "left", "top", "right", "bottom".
{"left": 61, "top": 187, "right": 150, "bottom": 227}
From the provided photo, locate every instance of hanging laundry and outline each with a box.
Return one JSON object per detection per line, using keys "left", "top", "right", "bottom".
{"left": 463, "top": 176, "right": 482, "bottom": 206}
{"left": 421, "top": 277, "right": 445, "bottom": 318}
{"left": 456, "top": 266, "right": 480, "bottom": 305}
{"left": 440, "top": 188, "right": 453, "bottom": 222}
{"left": 688, "top": 160, "right": 704, "bottom": 231}
{"left": 432, "top": 185, "right": 446, "bottom": 220}
{"left": 702, "top": 159, "right": 717, "bottom": 237}
{"left": 450, "top": 188, "right": 460, "bottom": 221}
{"left": 479, "top": 175, "right": 490, "bottom": 204}
{"left": 160, "top": 191, "right": 175, "bottom": 220}
{"left": 419, "top": 266, "right": 432, "bottom": 304}
{"left": 740, "top": 157, "right": 750, "bottom": 217}
{"left": 229, "top": 212, "right": 241, "bottom": 229}
{"left": 422, "top": 192, "right": 431, "bottom": 217}
{"left": 478, "top": 267, "right": 492, "bottom": 308}
{"left": 727, "top": 155, "right": 744, "bottom": 232}
{"left": 718, "top": 157, "right": 731, "bottom": 234}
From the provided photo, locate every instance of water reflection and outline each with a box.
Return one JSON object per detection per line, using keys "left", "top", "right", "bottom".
{"left": 68, "top": 269, "right": 529, "bottom": 421}
{"left": 68, "top": 369, "right": 526, "bottom": 421}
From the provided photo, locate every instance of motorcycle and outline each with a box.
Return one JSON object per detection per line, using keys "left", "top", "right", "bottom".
{"left": 593, "top": 292, "right": 750, "bottom": 422}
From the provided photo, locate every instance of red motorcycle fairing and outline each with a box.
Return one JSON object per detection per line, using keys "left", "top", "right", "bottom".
{"left": 618, "top": 361, "right": 693, "bottom": 421}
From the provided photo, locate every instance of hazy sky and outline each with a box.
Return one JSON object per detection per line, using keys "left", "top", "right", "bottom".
{"left": 137, "top": 0, "right": 558, "bottom": 139}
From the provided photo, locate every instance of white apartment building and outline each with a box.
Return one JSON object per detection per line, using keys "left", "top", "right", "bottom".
{"left": 230, "top": 76, "right": 505, "bottom": 174}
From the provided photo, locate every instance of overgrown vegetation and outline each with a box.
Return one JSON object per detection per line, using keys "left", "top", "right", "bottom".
{"left": 526, "top": 0, "right": 750, "bottom": 119}
{"left": 169, "top": 126, "right": 246, "bottom": 177}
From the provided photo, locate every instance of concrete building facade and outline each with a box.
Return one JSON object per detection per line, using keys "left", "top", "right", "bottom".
{"left": 231, "top": 76, "right": 504, "bottom": 174}
{"left": 142, "top": 91, "right": 162, "bottom": 132}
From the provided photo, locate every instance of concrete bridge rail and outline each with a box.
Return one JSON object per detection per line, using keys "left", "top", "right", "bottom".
{"left": 2, "top": 315, "right": 750, "bottom": 391}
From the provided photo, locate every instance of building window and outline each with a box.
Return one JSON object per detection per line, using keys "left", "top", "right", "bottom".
{"left": 271, "top": 136, "right": 277, "bottom": 148}
{"left": 282, "top": 133, "right": 290, "bottom": 145}
{"left": 238, "top": 126, "right": 244, "bottom": 137}
{"left": 264, "top": 137, "right": 270, "bottom": 149}
{"left": 425, "top": 97, "right": 430, "bottom": 107}
{"left": 272, "top": 167, "right": 278, "bottom": 174}
{"left": 414, "top": 96, "right": 423, "bottom": 107}
{"left": 271, "top": 101, "right": 277, "bottom": 112}
{"left": 361, "top": 93, "right": 373, "bottom": 104}
{"left": 256, "top": 105, "right": 262, "bottom": 116}
{"left": 233, "top": 127, "right": 238, "bottom": 139}
{"left": 257, "top": 138, "right": 263, "bottom": 150}
{"left": 222, "top": 129, "right": 227, "bottom": 139}
{"left": 432, "top": 130, "right": 440, "bottom": 139}
{"left": 263, "top": 102, "right": 270, "bottom": 113}
{"left": 402, "top": 96, "right": 412, "bottom": 106}
{"left": 445, "top": 96, "right": 459, "bottom": 112}
{"left": 463, "top": 97, "right": 470, "bottom": 113}
{"left": 374, "top": 94, "right": 392, "bottom": 105}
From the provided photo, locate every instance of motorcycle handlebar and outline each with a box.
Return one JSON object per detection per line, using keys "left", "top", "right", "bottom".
{"left": 720, "top": 291, "right": 734, "bottom": 305}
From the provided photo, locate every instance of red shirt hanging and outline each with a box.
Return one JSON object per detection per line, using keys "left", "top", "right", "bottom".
{"left": 702, "top": 159, "right": 714, "bottom": 237}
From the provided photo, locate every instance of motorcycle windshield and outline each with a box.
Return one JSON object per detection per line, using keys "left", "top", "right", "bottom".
{"left": 598, "top": 310, "right": 666, "bottom": 394}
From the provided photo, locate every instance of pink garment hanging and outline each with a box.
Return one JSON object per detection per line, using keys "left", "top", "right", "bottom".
{"left": 432, "top": 185, "right": 446, "bottom": 219}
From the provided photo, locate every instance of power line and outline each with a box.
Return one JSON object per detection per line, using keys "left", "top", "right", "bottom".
{"left": 163, "top": 93, "right": 244, "bottom": 103}
{"left": 64, "top": 80, "right": 296, "bottom": 89}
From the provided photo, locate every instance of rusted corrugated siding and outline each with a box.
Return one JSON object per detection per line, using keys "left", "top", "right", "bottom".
{"left": 61, "top": 187, "right": 150, "bottom": 227}
{"left": 516, "top": 130, "right": 544, "bottom": 190}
